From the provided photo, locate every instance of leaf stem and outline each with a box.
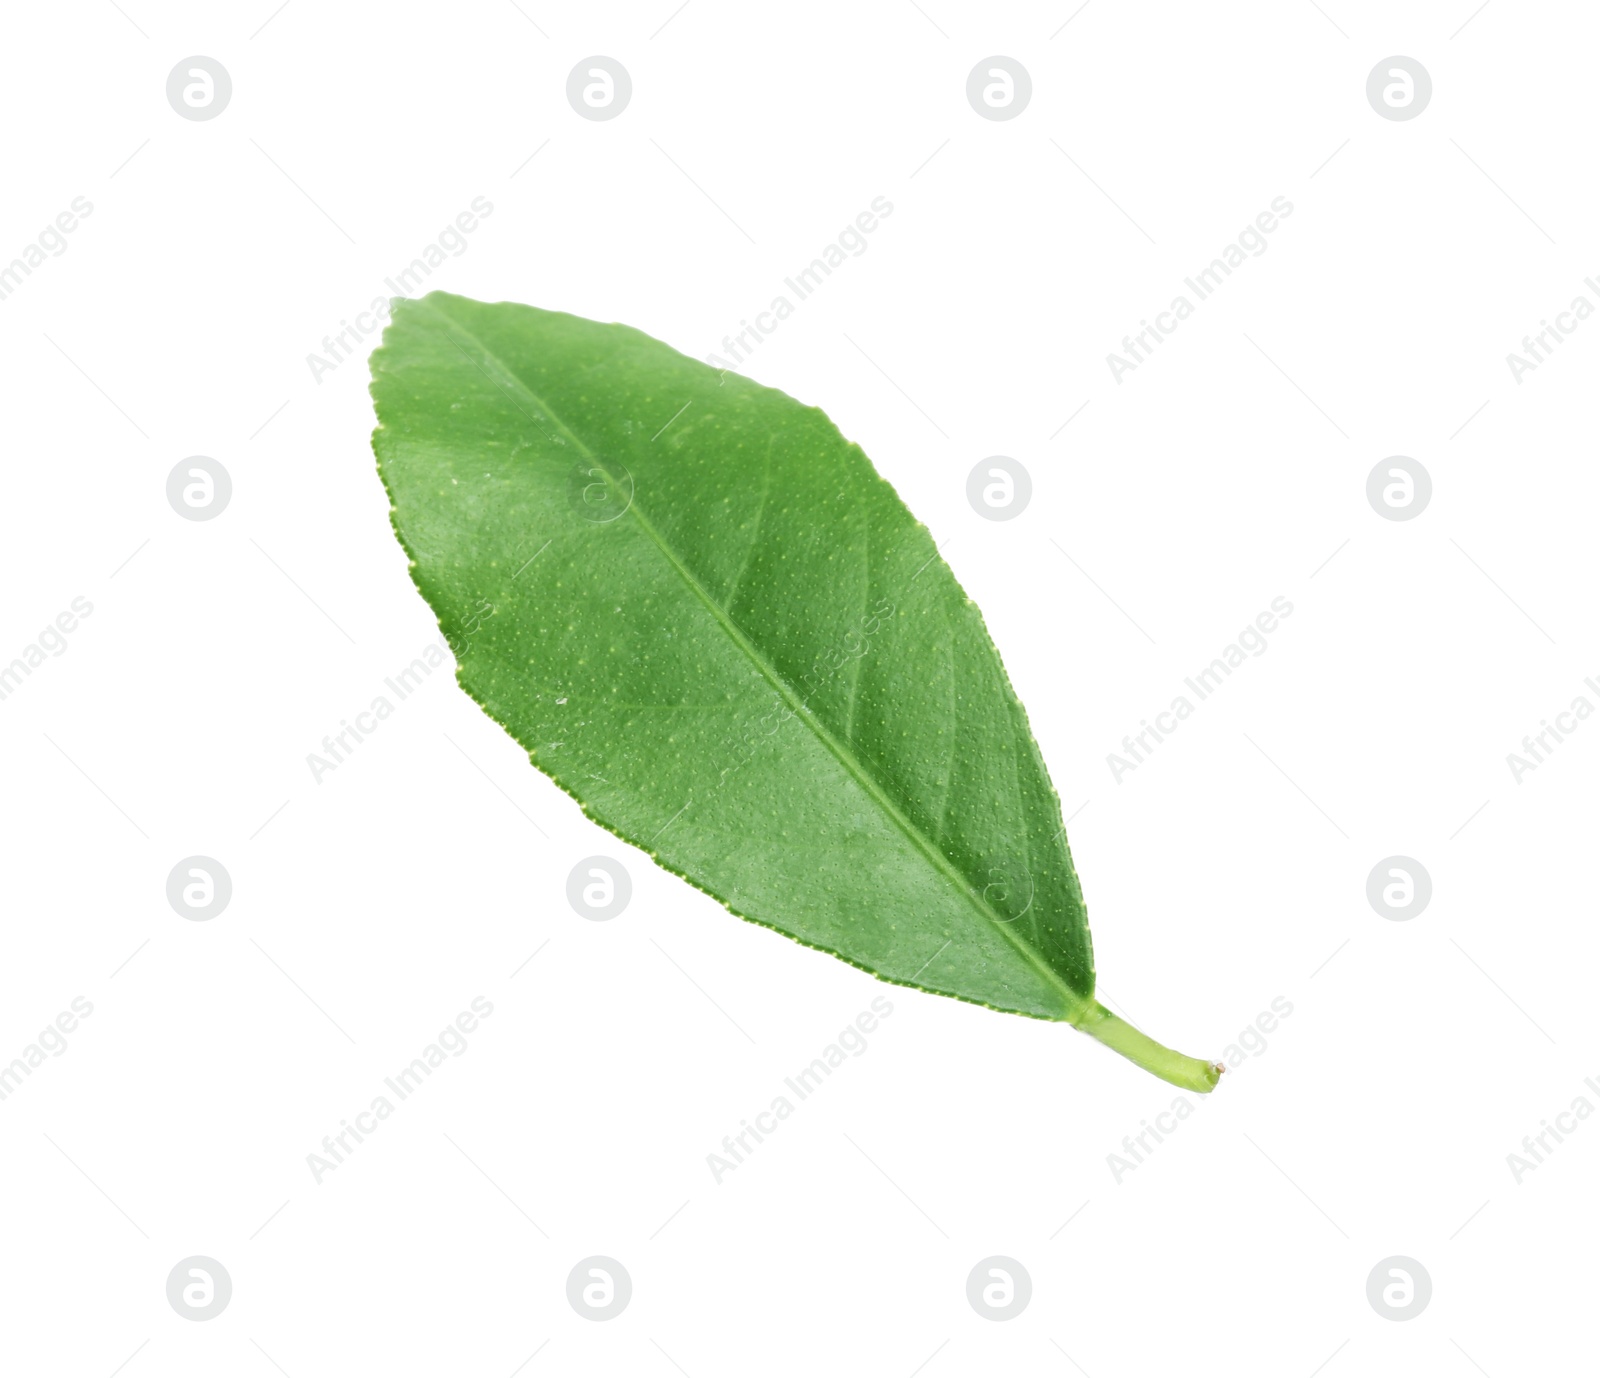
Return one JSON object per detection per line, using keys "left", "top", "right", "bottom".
{"left": 1076, "top": 1001, "right": 1223, "bottom": 1093}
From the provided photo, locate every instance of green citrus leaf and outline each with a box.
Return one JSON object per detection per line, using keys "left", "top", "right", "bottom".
{"left": 370, "top": 291, "right": 1220, "bottom": 1092}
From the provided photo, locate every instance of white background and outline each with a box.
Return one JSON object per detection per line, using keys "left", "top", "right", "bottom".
{"left": 1, "top": 1, "right": 1595, "bottom": 1374}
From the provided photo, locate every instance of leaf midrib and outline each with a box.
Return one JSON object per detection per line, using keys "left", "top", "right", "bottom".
{"left": 420, "top": 299, "right": 1088, "bottom": 1021}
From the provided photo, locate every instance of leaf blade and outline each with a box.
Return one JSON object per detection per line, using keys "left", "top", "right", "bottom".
{"left": 372, "top": 292, "right": 1097, "bottom": 1022}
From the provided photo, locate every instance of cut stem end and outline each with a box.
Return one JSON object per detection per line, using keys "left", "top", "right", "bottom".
{"left": 1076, "top": 1000, "right": 1223, "bottom": 1093}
